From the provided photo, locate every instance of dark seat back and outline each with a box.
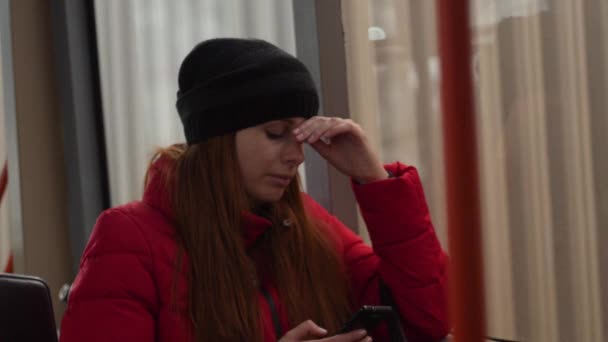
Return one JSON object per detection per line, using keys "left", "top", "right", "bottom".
{"left": 0, "top": 273, "right": 58, "bottom": 342}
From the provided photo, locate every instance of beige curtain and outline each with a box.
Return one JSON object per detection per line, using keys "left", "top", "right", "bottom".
{"left": 343, "top": 0, "right": 608, "bottom": 341}
{"left": 0, "top": 32, "right": 10, "bottom": 271}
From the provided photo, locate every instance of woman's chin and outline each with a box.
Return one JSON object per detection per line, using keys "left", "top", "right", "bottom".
{"left": 250, "top": 189, "right": 286, "bottom": 205}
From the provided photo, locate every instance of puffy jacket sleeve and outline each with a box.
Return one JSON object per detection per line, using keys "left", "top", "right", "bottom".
{"left": 60, "top": 208, "right": 158, "bottom": 342}
{"left": 303, "top": 162, "right": 449, "bottom": 342}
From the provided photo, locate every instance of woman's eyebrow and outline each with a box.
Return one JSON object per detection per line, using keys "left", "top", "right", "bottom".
{"left": 263, "top": 121, "right": 288, "bottom": 131}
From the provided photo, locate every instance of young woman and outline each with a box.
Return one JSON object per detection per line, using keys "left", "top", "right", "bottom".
{"left": 60, "top": 38, "right": 448, "bottom": 342}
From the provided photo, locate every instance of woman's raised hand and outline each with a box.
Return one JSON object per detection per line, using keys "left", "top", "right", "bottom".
{"left": 293, "top": 117, "right": 387, "bottom": 184}
{"left": 278, "top": 320, "right": 372, "bottom": 342}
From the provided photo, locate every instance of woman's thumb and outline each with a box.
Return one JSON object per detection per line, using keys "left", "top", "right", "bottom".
{"left": 284, "top": 320, "right": 328, "bottom": 340}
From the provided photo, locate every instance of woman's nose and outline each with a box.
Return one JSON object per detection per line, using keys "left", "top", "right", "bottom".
{"left": 283, "top": 139, "right": 305, "bottom": 167}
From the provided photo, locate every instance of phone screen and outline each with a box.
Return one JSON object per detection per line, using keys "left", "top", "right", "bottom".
{"left": 337, "top": 305, "right": 395, "bottom": 334}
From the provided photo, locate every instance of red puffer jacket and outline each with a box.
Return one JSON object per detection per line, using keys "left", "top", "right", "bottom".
{"left": 60, "top": 160, "right": 449, "bottom": 342}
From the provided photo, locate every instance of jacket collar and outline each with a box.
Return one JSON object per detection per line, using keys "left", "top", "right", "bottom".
{"left": 141, "top": 155, "right": 273, "bottom": 249}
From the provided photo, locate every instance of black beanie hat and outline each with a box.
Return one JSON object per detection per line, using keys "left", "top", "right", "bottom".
{"left": 176, "top": 38, "right": 319, "bottom": 145}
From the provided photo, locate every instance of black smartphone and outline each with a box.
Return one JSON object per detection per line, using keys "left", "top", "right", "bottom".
{"left": 337, "top": 305, "right": 396, "bottom": 334}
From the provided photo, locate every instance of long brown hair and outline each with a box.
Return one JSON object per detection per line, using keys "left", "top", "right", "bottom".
{"left": 150, "top": 136, "right": 352, "bottom": 341}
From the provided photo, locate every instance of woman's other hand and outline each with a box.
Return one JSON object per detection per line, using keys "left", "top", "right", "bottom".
{"left": 278, "top": 319, "right": 371, "bottom": 342}
{"left": 293, "top": 117, "right": 387, "bottom": 184}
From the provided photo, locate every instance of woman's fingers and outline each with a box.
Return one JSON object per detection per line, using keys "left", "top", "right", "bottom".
{"left": 308, "top": 121, "right": 355, "bottom": 156}
{"left": 317, "top": 329, "right": 370, "bottom": 342}
{"left": 294, "top": 117, "right": 357, "bottom": 144}
{"left": 316, "top": 121, "right": 355, "bottom": 141}
{"left": 306, "top": 120, "right": 337, "bottom": 144}
{"left": 294, "top": 117, "right": 332, "bottom": 143}
{"left": 278, "top": 319, "right": 371, "bottom": 342}
{"left": 295, "top": 115, "right": 384, "bottom": 182}
{"left": 279, "top": 320, "right": 328, "bottom": 341}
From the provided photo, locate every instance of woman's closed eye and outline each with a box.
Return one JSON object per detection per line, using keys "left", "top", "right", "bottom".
{"left": 265, "top": 130, "right": 286, "bottom": 140}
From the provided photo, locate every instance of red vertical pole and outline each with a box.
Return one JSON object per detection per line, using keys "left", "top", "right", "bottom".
{"left": 436, "top": 1, "right": 486, "bottom": 341}
{"left": 4, "top": 254, "right": 13, "bottom": 273}
{"left": 0, "top": 160, "right": 7, "bottom": 201}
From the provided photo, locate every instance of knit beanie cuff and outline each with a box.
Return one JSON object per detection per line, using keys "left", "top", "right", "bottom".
{"left": 182, "top": 88, "right": 318, "bottom": 145}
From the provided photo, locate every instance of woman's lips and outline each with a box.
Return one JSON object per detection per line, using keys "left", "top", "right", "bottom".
{"left": 268, "top": 174, "right": 292, "bottom": 186}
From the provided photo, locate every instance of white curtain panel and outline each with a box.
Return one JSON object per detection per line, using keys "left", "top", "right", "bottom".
{"left": 473, "top": 0, "right": 549, "bottom": 28}
{"left": 94, "top": 0, "right": 297, "bottom": 206}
